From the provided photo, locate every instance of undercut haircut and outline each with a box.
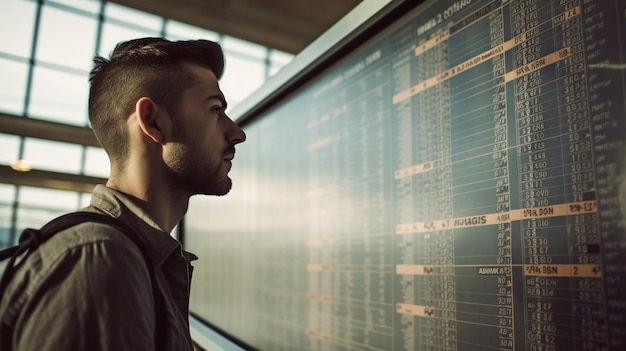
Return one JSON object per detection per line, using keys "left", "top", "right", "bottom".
{"left": 88, "top": 37, "right": 224, "bottom": 167}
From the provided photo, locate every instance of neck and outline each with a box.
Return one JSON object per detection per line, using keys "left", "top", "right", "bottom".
{"left": 106, "top": 166, "right": 189, "bottom": 233}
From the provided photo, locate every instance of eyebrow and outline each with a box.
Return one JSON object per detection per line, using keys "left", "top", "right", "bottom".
{"left": 205, "top": 94, "right": 228, "bottom": 110}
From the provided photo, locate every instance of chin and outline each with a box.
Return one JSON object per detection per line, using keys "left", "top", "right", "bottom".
{"left": 210, "top": 186, "right": 231, "bottom": 196}
{"left": 182, "top": 166, "right": 233, "bottom": 196}
{"left": 196, "top": 178, "right": 232, "bottom": 196}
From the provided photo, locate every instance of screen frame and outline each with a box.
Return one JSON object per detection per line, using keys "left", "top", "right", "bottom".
{"left": 228, "top": 0, "right": 426, "bottom": 128}
{"left": 190, "top": 313, "right": 251, "bottom": 351}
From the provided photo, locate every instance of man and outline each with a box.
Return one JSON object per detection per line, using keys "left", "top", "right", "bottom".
{"left": 0, "top": 38, "right": 246, "bottom": 350}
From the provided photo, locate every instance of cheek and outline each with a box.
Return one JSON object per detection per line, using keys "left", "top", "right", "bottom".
{"left": 173, "top": 121, "right": 204, "bottom": 151}
{"left": 173, "top": 118, "right": 225, "bottom": 160}
{"left": 164, "top": 142, "right": 189, "bottom": 172}
{"left": 199, "top": 127, "right": 225, "bottom": 151}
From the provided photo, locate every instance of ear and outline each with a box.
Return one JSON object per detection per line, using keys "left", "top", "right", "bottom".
{"left": 135, "top": 97, "right": 166, "bottom": 144}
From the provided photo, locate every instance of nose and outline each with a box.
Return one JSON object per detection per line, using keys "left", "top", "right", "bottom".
{"left": 227, "top": 115, "right": 246, "bottom": 144}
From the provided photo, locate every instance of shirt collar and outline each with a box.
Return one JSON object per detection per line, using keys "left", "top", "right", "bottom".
{"left": 87, "top": 184, "right": 196, "bottom": 268}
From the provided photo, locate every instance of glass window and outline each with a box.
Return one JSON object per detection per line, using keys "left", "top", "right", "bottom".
{"left": 269, "top": 49, "right": 294, "bottom": 77}
{"left": 0, "top": 134, "right": 20, "bottom": 165}
{"left": 17, "top": 186, "right": 79, "bottom": 229}
{"left": 84, "top": 146, "right": 110, "bottom": 178}
{"left": 0, "top": 184, "right": 15, "bottom": 211}
{"left": 48, "top": 0, "right": 102, "bottom": 14}
{"left": 98, "top": 21, "right": 161, "bottom": 57}
{"left": 0, "top": 58, "right": 29, "bottom": 115}
{"left": 105, "top": 2, "right": 163, "bottom": 32}
{"left": 28, "top": 66, "right": 89, "bottom": 125}
{"left": 0, "top": 0, "right": 36, "bottom": 58}
{"left": 16, "top": 206, "right": 60, "bottom": 233}
{"left": 22, "top": 138, "right": 83, "bottom": 174}
{"left": 36, "top": 5, "right": 98, "bottom": 71}
{"left": 17, "top": 186, "right": 79, "bottom": 210}
{"left": 220, "top": 55, "right": 266, "bottom": 109}
{"left": 165, "top": 20, "right": 219, "bottom": 41}
{"left": 0, "top": 184, "right": 16, "bottom": 248}
{"left": 222, "top": 36, "right": 266, "bottom": 59}
{"left": 80, "top": 192, "right": 93, "bottom": 208}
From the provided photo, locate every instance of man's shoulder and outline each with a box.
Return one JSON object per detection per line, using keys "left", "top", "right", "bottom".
{"left": 18, "top": 216, "right": 146, "bottom": 277}
{"left": 35, "top": 218, "right": 149, "bottom": 277}
{"left": 0, "top": 215, "right": 149, "bottom": 326}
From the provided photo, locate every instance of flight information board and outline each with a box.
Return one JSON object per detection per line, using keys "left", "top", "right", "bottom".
{"left": 185, "top": 0, "right": 626, "bottom": 350}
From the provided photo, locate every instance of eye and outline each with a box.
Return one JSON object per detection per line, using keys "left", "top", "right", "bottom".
{"left": 210, "top": 104, "right": 224, "bottom": 114}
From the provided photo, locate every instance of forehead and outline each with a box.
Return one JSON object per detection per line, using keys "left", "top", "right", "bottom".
{"left": 182, "top": 62, "right": 222, "bottom": 96}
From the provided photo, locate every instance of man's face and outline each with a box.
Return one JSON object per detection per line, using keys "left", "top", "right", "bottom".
{"left": 165, "top": 63, "right": 246, "bottom": 196}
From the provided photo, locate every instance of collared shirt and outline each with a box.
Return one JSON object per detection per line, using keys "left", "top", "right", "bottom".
{"left": 0, "top": 185, "right": 197, "bottom": 351}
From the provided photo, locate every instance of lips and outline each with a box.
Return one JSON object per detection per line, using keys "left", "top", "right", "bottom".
{"left": 223, "top": 147, "right": 236, "bottom": 161}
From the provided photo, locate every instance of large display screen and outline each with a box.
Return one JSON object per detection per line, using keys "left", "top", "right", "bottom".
{"left": 185, "top": 0, "right": 626, "bottom": 349}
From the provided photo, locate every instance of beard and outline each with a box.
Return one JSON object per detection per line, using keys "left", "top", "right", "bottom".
{"left": 166, "top": 142, "right": 233, "bottom": 197}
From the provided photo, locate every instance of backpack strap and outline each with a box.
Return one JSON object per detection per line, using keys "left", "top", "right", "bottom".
{"left": 0, "top": 212, "right": 166, "bottom": 350}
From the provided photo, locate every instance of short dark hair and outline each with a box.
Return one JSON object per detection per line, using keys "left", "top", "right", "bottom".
{"left": 88, "top": 37, "right": 224, "bottom": 166}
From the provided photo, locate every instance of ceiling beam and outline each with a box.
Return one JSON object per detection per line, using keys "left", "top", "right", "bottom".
{"left": 0, "top": 113, "right": 104, "bottom": 192}
{"left": 0, "top": 112, "right": 101, "bottom": 148}
{"left": 109, "top": 0, "right": 361, "bottom": 54}
{"left": 0, "top": 165, "right": 106, "bottom": 193}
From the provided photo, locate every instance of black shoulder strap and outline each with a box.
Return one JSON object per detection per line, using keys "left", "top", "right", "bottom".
{"left": 0, "top": 212, "right": 165, "bottom": 350}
